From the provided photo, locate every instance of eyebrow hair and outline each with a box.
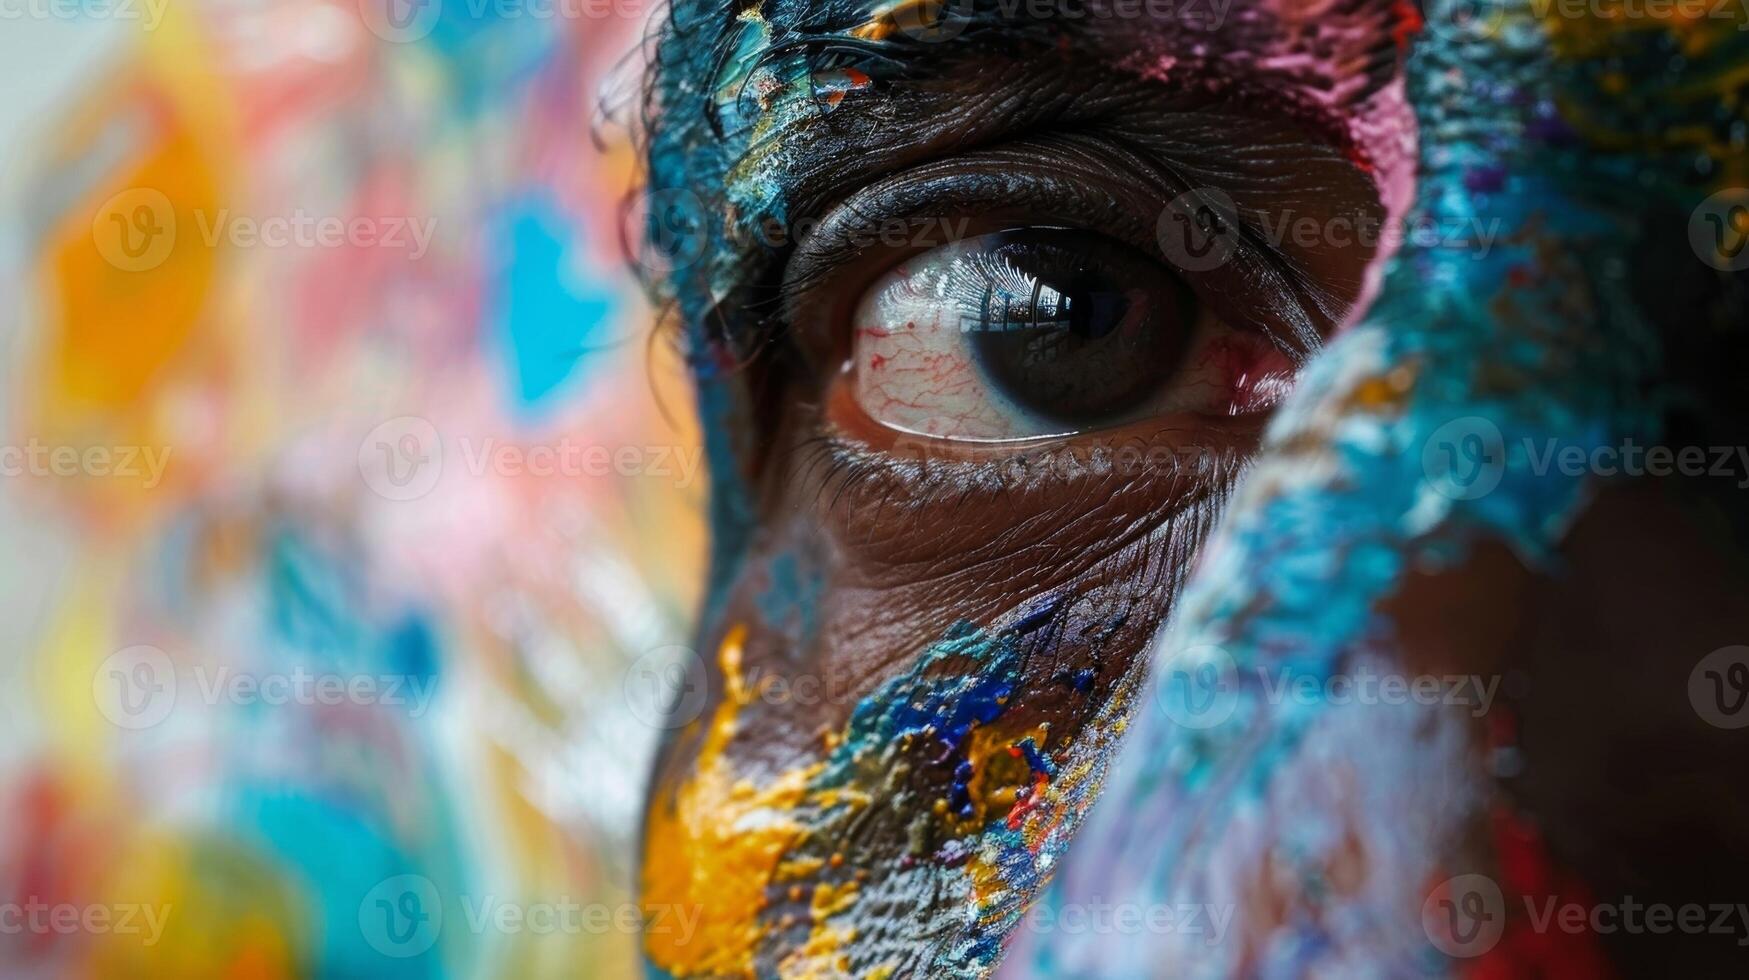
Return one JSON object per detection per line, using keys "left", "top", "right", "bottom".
{"left": 638, "top": 0, "right": 1417, "bottom": 383}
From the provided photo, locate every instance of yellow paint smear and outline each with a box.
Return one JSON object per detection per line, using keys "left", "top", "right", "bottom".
{"left": 641, "top": 625, "right": 822, "bottom": 977}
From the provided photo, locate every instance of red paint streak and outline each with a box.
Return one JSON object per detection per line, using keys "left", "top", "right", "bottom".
{"left": 1465, "top": 805, "right": 1618, "bottom": 980}
{"left": 1343, "top": 142, "right": 1378, "bottom": 176}
{"left": 1391, "top": 0, "right": 1424, "bottom": 51}
{"left": 1004, "top": 759, "right": 1051, "bottom": 831}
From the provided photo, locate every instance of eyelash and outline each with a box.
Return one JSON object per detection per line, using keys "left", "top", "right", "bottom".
{"left": 783, "top": 411, "right": 1262, "bottom": 555}
{"left": 774, "top": 137, "right": 1338, "bottom": 376}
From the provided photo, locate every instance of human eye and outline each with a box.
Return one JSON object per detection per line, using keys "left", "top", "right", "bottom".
{"left": 773, "top": 135, "right": 1367, "bottom": 478}
{"left": 846, "top": 227, "right": 1290, "bottom": 443}
{"left": 636, "top": 55, "right": 1397, "bottom": 979}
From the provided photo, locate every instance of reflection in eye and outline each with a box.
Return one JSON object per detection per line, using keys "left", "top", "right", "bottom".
{"left": 847, "top": 229, "right": 1293, "bottom": 442}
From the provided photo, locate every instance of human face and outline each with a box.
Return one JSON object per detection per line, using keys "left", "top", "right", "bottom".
{"left": 636, "top": 0, "right": 1749, "bottom": 974}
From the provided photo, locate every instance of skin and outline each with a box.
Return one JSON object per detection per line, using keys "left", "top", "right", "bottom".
{"left": 636, "top": 0, "right": 1749, "bottom": 975}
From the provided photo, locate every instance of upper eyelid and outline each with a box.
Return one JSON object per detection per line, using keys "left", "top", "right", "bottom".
{"left": 781, "top": 133, "right": 1188, "bottom": 299}
{"left": 778, "top": 134, "right": 1358, "bottom": 366}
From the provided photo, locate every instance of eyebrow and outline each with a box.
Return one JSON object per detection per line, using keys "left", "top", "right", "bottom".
{"left": 648, "top": 0, "right": 1418, "bottom": 353}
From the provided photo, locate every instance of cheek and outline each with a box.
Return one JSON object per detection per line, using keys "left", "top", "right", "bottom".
{"left": 640, "top": 473, "right": 1226, "bottom": 975}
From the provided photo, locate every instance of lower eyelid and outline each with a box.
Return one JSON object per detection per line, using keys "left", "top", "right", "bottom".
{"left": 794, "top": 391, "right": 1268, "bottom": 569}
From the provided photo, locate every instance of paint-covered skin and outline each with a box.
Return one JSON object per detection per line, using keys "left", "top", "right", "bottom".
{"left": 1008, "top": 2, "right": 1749, "bottom": 978}
{"left": 638, "top": 0, "right": 1749, "bottom": 974}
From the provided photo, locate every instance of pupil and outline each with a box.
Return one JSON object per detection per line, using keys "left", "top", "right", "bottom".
{"left": 967, "top": 234, "right": 1193, "bottom": 428}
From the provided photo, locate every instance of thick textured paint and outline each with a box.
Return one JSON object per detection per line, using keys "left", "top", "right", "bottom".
{"left": 644, "top": 603, "right": 1153, "bottom": 976}
{"left": 1008, "top": 0, "right": 1745, "bottom": 974}
{"left": 647, "top": 0, "right": 1746, "bottom": 970}
{"left": 641, "top": 624, "right": 822, "bottom": 976}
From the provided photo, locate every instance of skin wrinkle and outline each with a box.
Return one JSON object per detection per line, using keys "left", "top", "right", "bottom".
{"left": 637, "top": 0, "right": 1421, "bottom": 973}
{"left": 801, "top": 453, "right": 1244, "bottom": 579}
{"left": 825, "top": 519, "right": 1185, "bottom": 710}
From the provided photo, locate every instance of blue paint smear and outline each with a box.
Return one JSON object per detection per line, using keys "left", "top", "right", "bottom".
{"left": 493, "top": 197, "right": 618, "bottom": 419}
{"left": 1021, "top": 10, "right": 1671, "bottom": 976}
{"left": 230, "top": 784, "right": 471, "bottom": 980}
{"left": 754, "top": 550, "right": 825, "bottom": 645}
{"left": 818, "top": 622, "right": 1018, "bottom": 788}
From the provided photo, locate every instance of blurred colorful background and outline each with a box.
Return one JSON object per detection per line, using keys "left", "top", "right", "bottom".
{"left": 0, "top": 3, "right": 702, "bottom": 976}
